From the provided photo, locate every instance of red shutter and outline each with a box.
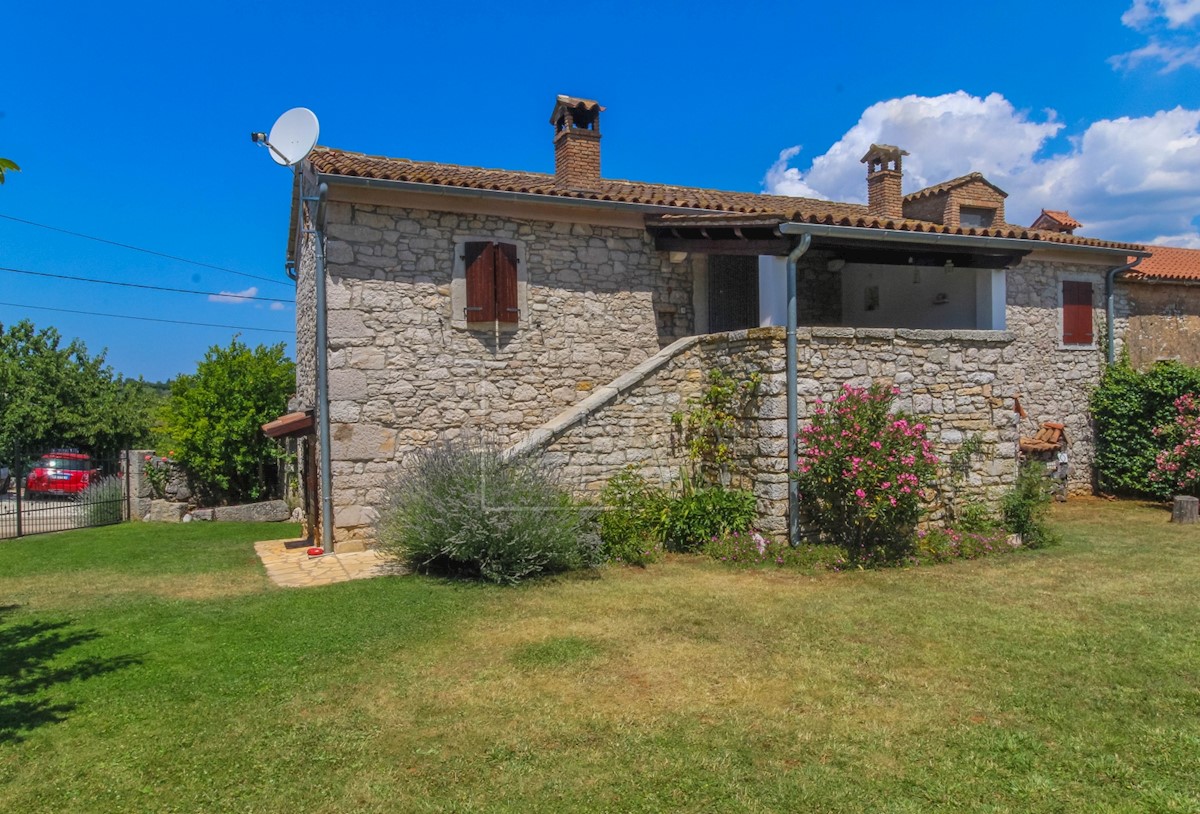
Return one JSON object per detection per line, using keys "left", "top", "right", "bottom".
{"left": 494, "top": 242, "right": 520, "bottom": 322}
{"left": 464, "top": 242, "right": 495, "bottom": 322}
{"left": 1062, "top": 281, "right": 1093, "bottom": 345}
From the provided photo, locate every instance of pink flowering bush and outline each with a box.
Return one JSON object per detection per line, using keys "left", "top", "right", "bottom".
{"left": 1149, "top": 393, "right": 1200, "bottom": 497}
{"left": 794, "top": 383, "right": 939, "bottom": 562}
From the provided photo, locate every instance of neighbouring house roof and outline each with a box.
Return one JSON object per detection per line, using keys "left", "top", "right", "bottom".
{"left": 306, "top": 147, "right": 1140, "bottom": 252}
{"left": 904, "top": 172, "right": 1009, "bottom": 201}
{"left": 1124, "top": 245, "right": 1200, "bottom": 282}
{"left": 1032, "top": 209, "right": 1082, "bottom": 231}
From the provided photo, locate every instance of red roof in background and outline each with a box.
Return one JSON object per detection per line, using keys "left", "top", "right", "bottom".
{"left": 1039, "top": 209, "right": 1082, "bottom": 230}
{"left": 1125, "top": 245, "right": 1200, "bottom": 282}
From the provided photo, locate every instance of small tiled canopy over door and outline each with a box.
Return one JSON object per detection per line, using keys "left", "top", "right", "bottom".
{"left": 464, "top": 241, "right": 519, "bottom": 324}
{"left": 1062, "top": 280, "right": 1094, "bottom": 345}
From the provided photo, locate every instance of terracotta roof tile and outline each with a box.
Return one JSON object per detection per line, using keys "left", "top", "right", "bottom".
{"left": 1037, "top": 209, "right": 1082, "bottom": 230}
{"left": 904, "top": 172, "right": 1009, "bottom": 201}
{"left": 309, "top": 147, "right": 1140, "bottom": 252}
{"left": 1124, "top": 245, "right": 1200, "bottom": 282}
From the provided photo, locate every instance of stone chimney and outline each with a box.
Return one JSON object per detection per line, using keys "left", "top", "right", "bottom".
{"left": 860, "top": 144, "right": 909, "bottom": 220}
{"left": 550, "top": 95, "right": 604, "bottom": 188}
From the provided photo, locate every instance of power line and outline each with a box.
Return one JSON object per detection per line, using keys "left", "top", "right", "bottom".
{"left": 0, "top": 265, "right": 295, "bottom": 304}
{"left": 0, "top": 300, "right": 293, "bottom": 334}
{"left": 0, "top": 212, "right": 293, "bottom": 287}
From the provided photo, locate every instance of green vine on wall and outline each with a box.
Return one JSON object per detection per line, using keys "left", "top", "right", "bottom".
{"left": 671, "top": 368, "right": 761, "bottom": 475}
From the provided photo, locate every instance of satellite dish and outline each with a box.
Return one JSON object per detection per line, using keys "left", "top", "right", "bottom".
{"left": 265, "top": 108, "right": 319, "bottom": 166}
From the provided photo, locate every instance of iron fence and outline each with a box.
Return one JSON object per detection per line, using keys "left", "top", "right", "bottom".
{"left": 1, "top": 447, "right": 130, "bottom": 540}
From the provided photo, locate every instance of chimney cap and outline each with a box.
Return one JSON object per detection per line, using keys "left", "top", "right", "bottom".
{"left": 860, "top": 143, "right": 909, "bottom": 164}
{"left": 550, "top": 95, "right": 605, "bottom": 125}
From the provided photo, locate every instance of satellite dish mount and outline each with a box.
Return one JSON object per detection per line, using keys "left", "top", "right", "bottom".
{"left": 251, "top": 107, "right": 319, "bottom": 167}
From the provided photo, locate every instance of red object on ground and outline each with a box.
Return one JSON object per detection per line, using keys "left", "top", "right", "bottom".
{"left": 306, "top": 547, "right": 324, "bottom": 557}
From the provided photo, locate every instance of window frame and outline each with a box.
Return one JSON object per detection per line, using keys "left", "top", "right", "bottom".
{"left": 1058, "top": 273, "right": 1097, "bottom": 349}
{"left": 449, "top": 236, "right": 528, "bottom": 331}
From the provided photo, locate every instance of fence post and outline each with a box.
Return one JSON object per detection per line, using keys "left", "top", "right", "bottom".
{"left": 124, "top": 449, "right": 132, "bottom": 522}
{"left": 13, "top": 445, "right": 23, "bottom": 539}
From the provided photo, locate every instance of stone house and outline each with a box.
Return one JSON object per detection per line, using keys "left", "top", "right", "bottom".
{"left": 279, "top": 94, "right": 1167, "bottom": 550}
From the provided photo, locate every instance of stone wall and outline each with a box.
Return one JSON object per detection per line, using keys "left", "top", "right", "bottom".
{"left": 304, "top": 201, "right": 693, "bottom": 543}
{"left": 1118, "top": 281, "right": 1200, "bottom": 369}
{"left": 516, "top": 327, "right": 1021, "bottom": 536}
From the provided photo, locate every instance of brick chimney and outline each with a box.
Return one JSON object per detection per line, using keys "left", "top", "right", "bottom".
{"left": 550, "top": 95, "right": 604, "bottom": 188}
{"left": 860, "top": 144, "right": 908, "bottom": 220}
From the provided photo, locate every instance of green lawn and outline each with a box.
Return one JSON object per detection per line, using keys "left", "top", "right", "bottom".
{"left": 1, "top": 505, "right": 1198, "bottom": 812}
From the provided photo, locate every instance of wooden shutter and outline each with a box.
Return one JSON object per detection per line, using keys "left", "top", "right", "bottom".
{"left": 464, "top": 241, "right": 495, "bottom": 322}
{"left": 494, "top": 243, "right": 520, "bottom": 322}
{"left": 1062, "top": 280, "right": 1093, "bottom": 345}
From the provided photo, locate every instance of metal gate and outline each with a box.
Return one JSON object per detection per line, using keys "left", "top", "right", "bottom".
{"left": 1, "top": 447, "right": 130, "bottom": 540}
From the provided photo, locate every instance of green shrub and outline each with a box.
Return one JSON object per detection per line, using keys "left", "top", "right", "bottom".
{"left": 375, "top": 442, "right": 598, "bottom": 584}
{"left": 75, "top": 476, "right": 125, "bottom": 527}
{"left": 1091, "top": 358, "right": 1200, "bottom": 497}
{"left": 659, "top": 482, "right": 757, "bottom": 552}
{"left": 1001, "top": 463, "right": 1060, "bottom": 549}
{"left": 702, "top": 529, "right": 846, "bottom": 570}
{"left": 598, "top": 468, "right": 757, "bottom": 559}
{"left": 597, "top": 468, "right": 665, "bottom": 566}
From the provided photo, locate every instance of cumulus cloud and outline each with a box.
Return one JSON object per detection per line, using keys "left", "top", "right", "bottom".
{"left": 1114, "top": 1, "right": 1200, "bottom": 72}
{"left": 269, "top": 301, "right": 286, "bottom": 311}
{"left": 208, "top": 286, "right": 258, "bottom": 304}
{"left": 765, "top": 92, "right": 1062, "bottom": 206}
{"left": 763, "top": 93, "right": 1200, "bottom": 245}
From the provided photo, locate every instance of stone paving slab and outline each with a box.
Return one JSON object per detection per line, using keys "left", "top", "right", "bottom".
{"left": 254, "top": 538, "right": 403, "bottom": 588}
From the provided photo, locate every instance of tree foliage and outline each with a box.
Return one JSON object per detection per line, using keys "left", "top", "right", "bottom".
{"left": 0, "top": 157, "right": 18, "bottom": 184}
{"left": 0, "top": 320, "right": 156, "bottom": 457}
{"left": 1090, "top": 358, "right": 1200, "bottom": 497}
{"left": 159, "top": 338, "right": 294, "bottom": 504}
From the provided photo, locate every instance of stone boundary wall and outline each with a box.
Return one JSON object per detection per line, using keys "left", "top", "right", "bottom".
{"left": 508, "top": 327, "right": 1022, "bottom": 535}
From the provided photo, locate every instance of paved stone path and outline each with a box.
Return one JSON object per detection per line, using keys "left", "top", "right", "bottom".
{"left": 254, "top": 538, "right": 401, "bottom": 588}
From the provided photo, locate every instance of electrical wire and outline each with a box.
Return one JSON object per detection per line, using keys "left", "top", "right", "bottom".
{"left": 0, "top": 265, "right": 294, "bottom": 304}
{"left": 0, "top": 212, "right": 292, "bottom": 287}
{"left": 0, "top": 300, "right": 293, "bottom": 334}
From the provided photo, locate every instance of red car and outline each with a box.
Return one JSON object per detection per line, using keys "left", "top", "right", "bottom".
{"left": 24, "top": 452, "right": 100, "bottom": 498}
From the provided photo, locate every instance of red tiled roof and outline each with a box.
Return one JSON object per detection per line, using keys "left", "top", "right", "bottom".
{"left": 308, "top": 147, "right": 1140, "bottom": 251}
{"left": 1037, "top": 209, "right": 1082, "bottom": 230}
{"left": 904, "top": 172, "right": 1009, "bottom": 201}
{"left": 1124, "top": 245, "right": 1200, "bottom": 282}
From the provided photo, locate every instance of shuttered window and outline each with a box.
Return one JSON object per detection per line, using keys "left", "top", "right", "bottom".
{"left": 1062, "top": 280, "right": 1093, "bottom": 345}
{"left": 464, "top": 241, "right": 520, "bottom": 324}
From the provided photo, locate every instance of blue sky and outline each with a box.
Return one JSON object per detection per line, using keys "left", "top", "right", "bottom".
{"left": 3, "top": 0, "right": 1199, "bottom": 381}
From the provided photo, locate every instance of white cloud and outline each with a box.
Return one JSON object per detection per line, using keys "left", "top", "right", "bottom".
{"left": 763, "top": 93, "right": 1200, "bottom": 245}
{"left": 1148, "top": 231, "right": 1200, "bottom": 247}
{"left": 208, "top": 286, "right": 258, "bottom": 304}
{"left": 1122, "top": 0, "right": 1200, "bottom": 29}
{"left": 1115, "top": 1, "right": 1200, "bottom": 72}
{"left": 269, "top": 301, "right": 286, "bottom": 311}
{"left": 1111, "top": 39, "right": 1200, "bottom": 72}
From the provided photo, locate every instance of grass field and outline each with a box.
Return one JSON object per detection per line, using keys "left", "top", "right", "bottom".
{"left": 1, "top": 503, "right": 1198, "bottom": 812}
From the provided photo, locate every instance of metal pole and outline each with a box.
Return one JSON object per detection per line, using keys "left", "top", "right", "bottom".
{"left": 785, "top": 234, "right": 812, "bottom": 546}
{"left": 313, "top": 182, "right": 335, "bottom": 551}
{"left": 14, "top": 445, "right": 22, "bottom": 539}
{"left": 124, "top": 448, "right": 132, "bottom": 522}
{"left": 1106, "top": 256, "right": 1142, "bottom": 365}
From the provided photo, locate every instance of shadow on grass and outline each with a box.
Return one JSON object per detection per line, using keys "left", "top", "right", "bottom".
{"left": 0, "top": 603, "right": 142, "bottom": 743}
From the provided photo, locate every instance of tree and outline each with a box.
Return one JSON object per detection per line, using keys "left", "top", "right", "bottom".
{"left": 0, "top": 320, "right": 157, "bottom": 457}
{"left": 159, "top": 338, "right": 295, "bottom": 504}
{"left": 0, "top": 158, "right": 18, "bottom": 184}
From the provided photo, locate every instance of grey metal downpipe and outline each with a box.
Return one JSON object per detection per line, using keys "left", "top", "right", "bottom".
{"left": 313, "top": 183, "right": 334, "bottom": 550}
{"left": 786, "top": 234, "right": 812, "bottom": 546}
{"left": 1106, "top": 256, "right": 1143, "bottom": 365}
